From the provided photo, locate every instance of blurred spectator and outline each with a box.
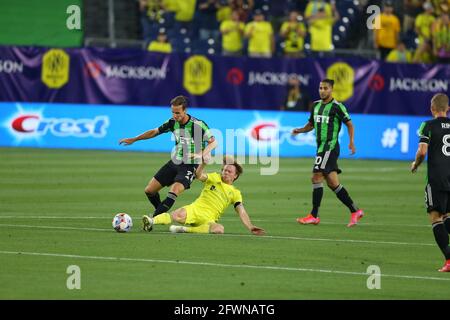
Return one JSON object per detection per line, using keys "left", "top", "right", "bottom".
{"left": 217, "top": 0, "right": 233, "bottom": 23}
{"left": 230, "top": 0, "right": 254, "bottom": 22}
{"left": 403, "top": 0, "right": 424, "bottom": 33}
{"left": 280, "top": 76, "right": 312, "bottom": 112}
{"left": 413, "top": 40, "right": 435, "bottom": 63}
{"left": 147, "top": 32, "right": 173, "bottom": 53}
{"left": 431, "top": 11, "right": 450, "bottom": 63}
{"left": 220, "top": 10, "right": 245, "bottom": 56}
{"left": 174, "top": 0, "right": 196, "bottom": 23}
{"left": 305, "top": 0, "right": 340, "bottom": 54}
{"left": 244, "top": 10, "right": 274, "bottom": 58}
{"left": 196, "top": 0, "right": 221, "bottom": 40}
{"left": 139, "top": 0, "right": 166, "bottom": 41}
{"left": 431, "top": 0, "right": 450, "bottom": 15}
{"left": 415, "top": 2, "right": 436, "bottom": 45}
{"left": 374, "top": 1, "right": 401, "bottom": 60}
{"left": 386, "top": 41, "right": 413, "bottom": 62}
{"left": 280, "top": 11, "right": 307, "bottom": 58}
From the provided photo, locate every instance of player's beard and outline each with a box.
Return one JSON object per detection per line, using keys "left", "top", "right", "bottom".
{"left": 320, "top": 93, "right": 330, "bottom": 101}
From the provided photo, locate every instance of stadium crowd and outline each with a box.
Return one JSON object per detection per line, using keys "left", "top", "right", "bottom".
{"left": 138, "top": 0, "right": 450, "bottom": 63}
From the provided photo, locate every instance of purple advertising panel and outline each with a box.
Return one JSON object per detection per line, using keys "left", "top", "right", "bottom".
{"left": 0, "top": 46, "right": 449, "bottom": 115}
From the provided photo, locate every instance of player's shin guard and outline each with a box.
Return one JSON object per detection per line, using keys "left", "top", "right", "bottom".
{"left": 146, "top": 192, "right": 161, "bottom": 210}
{"left": 443, "top": 216, "right": 450, "bottom": 234}
{"left": 333, "top": 184, "right": 358, "bottom": 213}
{"left": 153, "top": 192, "right": 177, "bottom": 217}
{"left": 432, "top": 222, "right": 450, "bottom": 259}
{"left": 311, "top": 183, "right": 323, "bottom": 218}
{"left": 186, "top": 224, "right": 210, "bottom": 234}
{"left": 153, "top": 212, "right": 172, "bottom": 225}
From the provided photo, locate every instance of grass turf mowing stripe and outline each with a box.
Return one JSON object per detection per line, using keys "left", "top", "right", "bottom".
{"left": 0, "top": 250, "right": 448, "bottom": 282}
{"left": 0, "top": 223, "right": 435, "bottom": 247}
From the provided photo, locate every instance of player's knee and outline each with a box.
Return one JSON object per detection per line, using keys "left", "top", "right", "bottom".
{"left": 210, "top": 224, "right": 224, "bottom": 234}
{"left": 327, "top": 182, "right": 339, "bottom": 190}
{"left": 171, "top": 211, "right": 185, "bottom": 223}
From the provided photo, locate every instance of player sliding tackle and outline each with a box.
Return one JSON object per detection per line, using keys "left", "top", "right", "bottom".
{"left": 142, "top": 156, "right": 265, "bottom": 236}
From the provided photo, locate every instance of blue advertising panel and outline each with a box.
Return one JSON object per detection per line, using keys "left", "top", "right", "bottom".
{"left": 0, "top": 102, "right": 428, "bottom": 161}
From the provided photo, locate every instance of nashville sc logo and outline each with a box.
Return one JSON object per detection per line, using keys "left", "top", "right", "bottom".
{"left": 9, "top": 112, "right": 109, "bottom": 138}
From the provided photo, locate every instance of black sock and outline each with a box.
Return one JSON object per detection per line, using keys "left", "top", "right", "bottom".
{"left": 153, "top": 192, "right": 177, "bottom": 217}
{"left": 145, "top": 192, "right": 161, "bottom": 210}
{"left": 432, "top": 222, "right": 450, "bottom": 259}
{"left": 444, "top": 216, "right": 450, "bottom": 234}
{"left": 311, "top": 183, "right": 323, "bottom": 218}
{"left": 333, "top": 184, "right": 358, "bottom": 213}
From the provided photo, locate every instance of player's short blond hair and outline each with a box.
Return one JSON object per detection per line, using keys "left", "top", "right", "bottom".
{"left": 222, "top": 156, "right": 243, "bottom": 181}
{"left": 431, "top": 93, "right": 449, "bottom": 112}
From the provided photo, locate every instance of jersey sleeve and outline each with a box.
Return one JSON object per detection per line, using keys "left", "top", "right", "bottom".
{"left": 233, "top": 189, "right": 243, "bottom": 207}
{"left": 158, "top": 119, "right": 174, "bottom": 134}
{"left": 418, "top": 121, "right": 430, "bottom": 144}
{"left": 308, "top": 106, "right": 315, "bottom": 124}
{"left": 200, "top": 120, "right": 214, "bottom": 142}
{"left": 336, "top": 103, "right": 351, "bottom": 123}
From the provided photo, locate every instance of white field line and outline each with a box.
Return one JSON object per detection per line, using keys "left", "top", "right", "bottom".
{"left": 0, "top": 250, "right": 447, "bottom": 282}
{"left": 0, "top": 223, "right": 435, "bottom": 247}
{"left": 0, "top": 215, "right": 431, "bottom": 228}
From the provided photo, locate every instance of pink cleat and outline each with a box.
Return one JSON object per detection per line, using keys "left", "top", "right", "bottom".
{"left": 438, "top": 260, "right": 450, "bottom": 272}
{"left": 297, "top": 214, "right": 320, "bottom": 225}
{"left": 347, "top": 209, "right": 364, "bottom": 227}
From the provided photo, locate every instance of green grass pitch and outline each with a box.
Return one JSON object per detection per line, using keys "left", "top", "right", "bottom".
{"left": 0, "top": 147, "right": 449, "bottom": 299}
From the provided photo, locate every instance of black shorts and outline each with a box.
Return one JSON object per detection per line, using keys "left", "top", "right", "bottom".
{"left": 153, "top": 160, "right": 199, "bottom": 190}
{"left": 425, "top": 184, "right": 450, "bottom": 214}
{"left": 312, "top": 148, "right": 342, "bottom": 174}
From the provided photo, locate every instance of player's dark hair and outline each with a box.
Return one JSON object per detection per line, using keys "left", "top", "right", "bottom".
{"left": 321, "top": 79, "right": 335, "bottom": 87}
{"left": 223, "top": 156, "right": 243, "bottom": 181}
{"left": 431, "top": 93, "right": 449, "bottom": 112}
{"left": 170, "top": 95, "right": 189, "bottom": 110}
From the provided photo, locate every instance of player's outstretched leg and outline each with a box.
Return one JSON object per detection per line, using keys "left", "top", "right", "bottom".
{"left": 170, "top": 223, "right": 222, "bottom": 234}
{"left": 142, "top": 212, "right": 173, "bottom": 232}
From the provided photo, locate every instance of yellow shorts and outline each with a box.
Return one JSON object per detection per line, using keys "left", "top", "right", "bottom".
{"left": 183, "top": 204, "right": 217, "bottom": 226}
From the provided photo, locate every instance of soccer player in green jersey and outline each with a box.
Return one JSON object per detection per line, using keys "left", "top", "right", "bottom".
{"left": 411, "top": 93, "right": 450, "bottom": 272}
{"left": 142, "top": 156, "right": 265, "bottom": 236}
{"left": 292, "top": 79, "right": 364, "bottom": 227}
{"left": 119, "top": 96, "right": 217, "bottom": 220}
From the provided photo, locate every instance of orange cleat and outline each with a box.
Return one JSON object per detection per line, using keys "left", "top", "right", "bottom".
{"left": 347, "top": 209, "right": 364, "bottom": 227}
{"left": 438, "top": 260, "right": 450, "bottom": 272}
{"left": 297, "top": 214, "right": 320, "bottom": 225}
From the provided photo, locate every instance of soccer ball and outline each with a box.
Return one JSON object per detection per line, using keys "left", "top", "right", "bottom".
{"left": 112, "top": 213, "right": 133, "bottom": 233}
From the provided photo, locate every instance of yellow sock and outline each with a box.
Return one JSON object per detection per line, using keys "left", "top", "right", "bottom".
{"left": 186, "top": 224, "right": 210, "bottom": 234}
{"left": 153, "top": 213, "right": 172, "bottom": 225}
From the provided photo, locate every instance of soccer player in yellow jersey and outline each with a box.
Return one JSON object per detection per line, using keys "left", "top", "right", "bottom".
{"left": 142, "top": 157, "right": 265, "bottom": 235}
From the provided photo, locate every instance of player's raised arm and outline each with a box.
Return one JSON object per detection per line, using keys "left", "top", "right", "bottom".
{"left": 202, "top": 136, "right": 217, "bottom": 159}
{"left": 344, "top": 120, "right": 356, "bottom": 155}
{"left": 119, "top": 128, "right": 159, "bottom": 146}
{"left": 292, "top": 122, "right": 314, "bottom": 135}
{"left": 235, "top": 203, "right": 265, "bottom": 235}
{"left": 195, "top": 162, "right": 208, "bottom": 182}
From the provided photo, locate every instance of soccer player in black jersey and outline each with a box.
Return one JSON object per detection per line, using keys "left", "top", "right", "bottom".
{"left": 119, "top": 96, "right": 217, "bottom": 223}
{"left": 411, "top": 93, "right": 450, "bottom": 272}
{"left": 292, "top": 79, "right": 364, "bottom": 227}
